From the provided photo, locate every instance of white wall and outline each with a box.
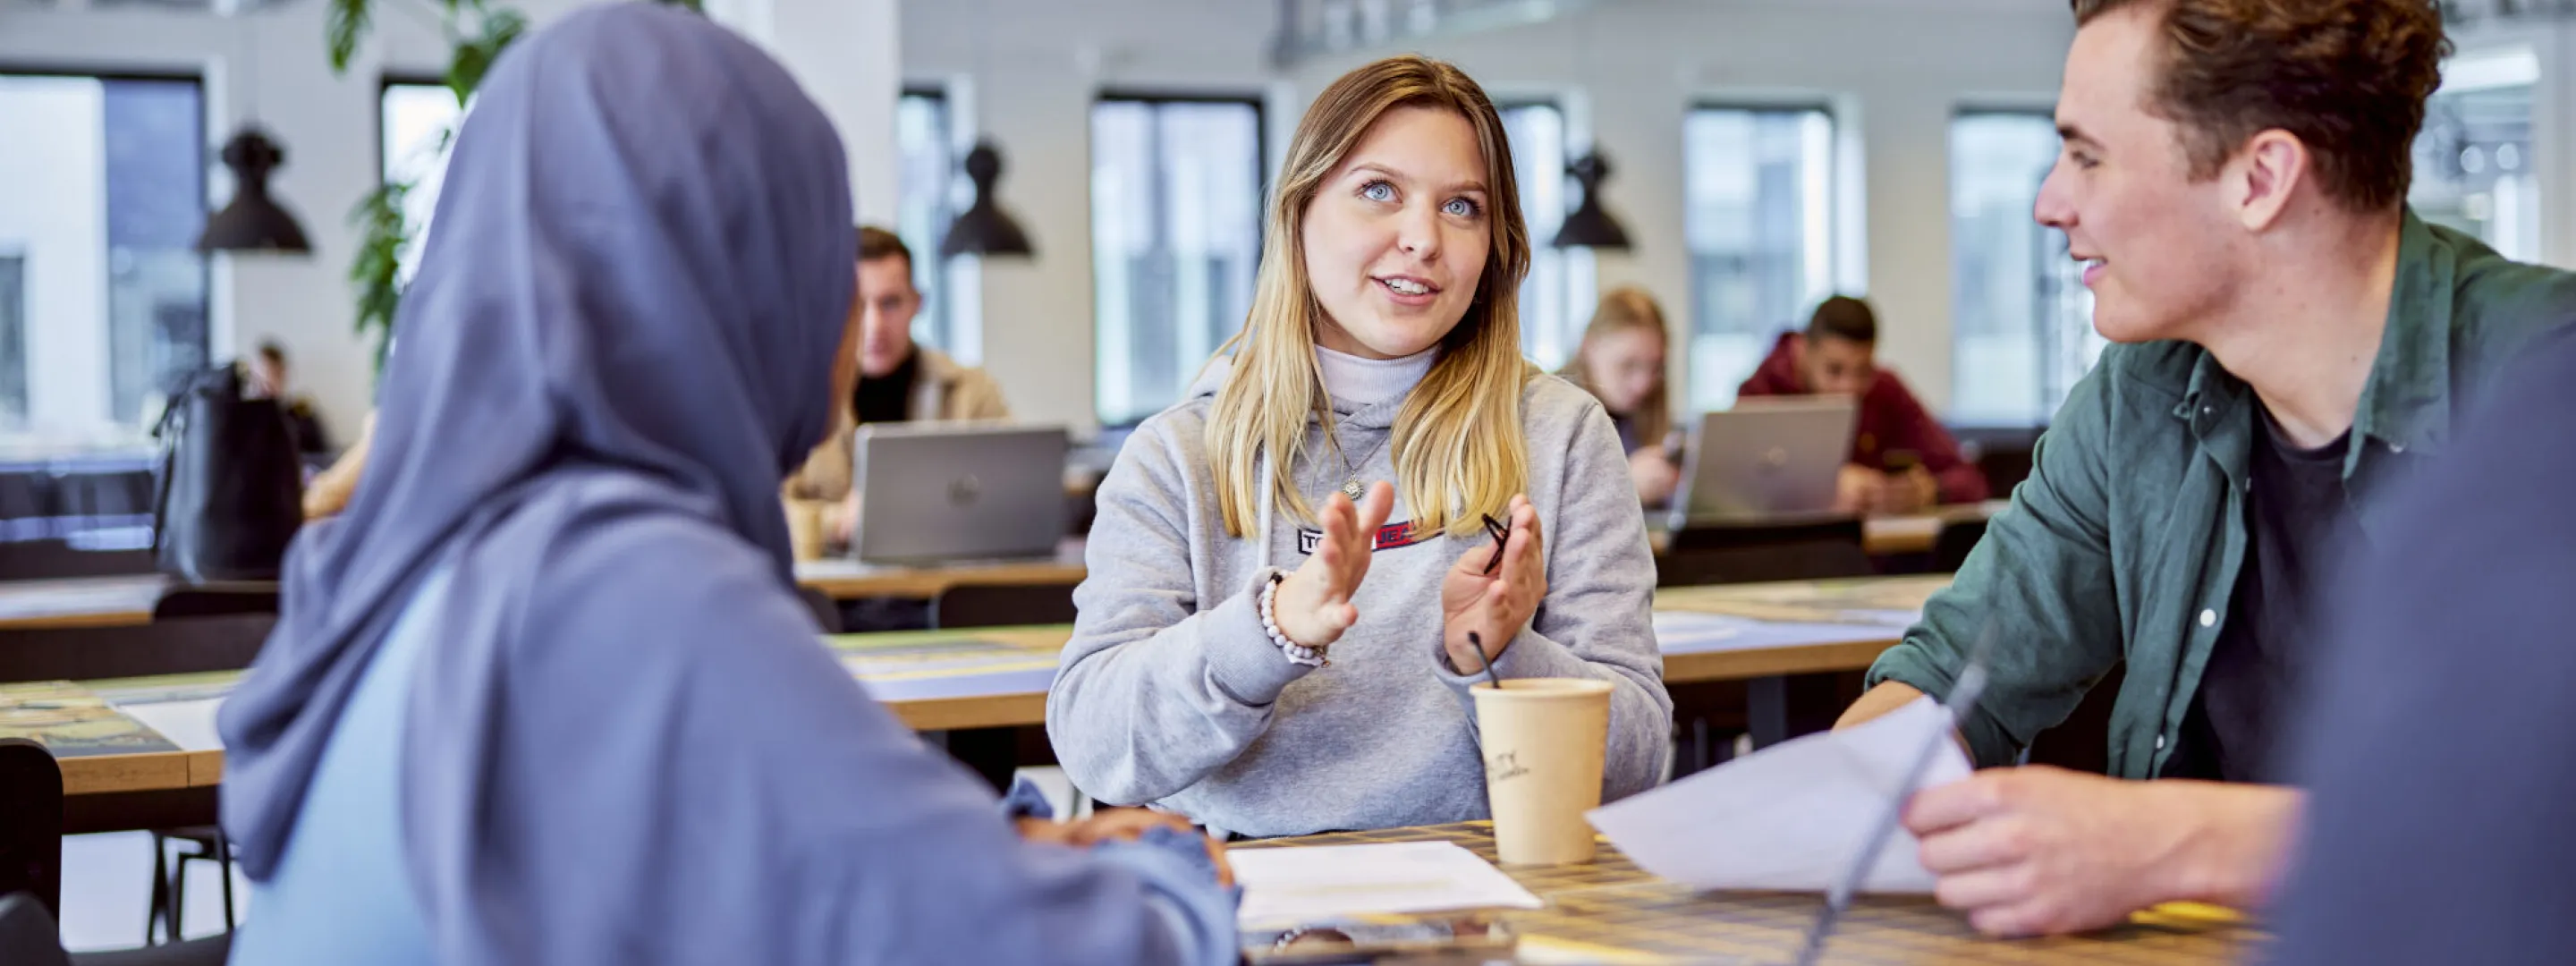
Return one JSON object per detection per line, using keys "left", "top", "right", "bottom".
{"left": 0, "top": 78, "right": 111, "bottom": 433}
{"left": 904, "top": 0, "right": 2576, "bottom": 426}
{"left": 0, "top": 0, "right": 899, "bottom": 442}
{"left": 902, "top": 0, "right": 2078, "bottom": 424}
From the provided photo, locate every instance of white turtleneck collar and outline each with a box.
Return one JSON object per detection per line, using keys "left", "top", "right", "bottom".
{"left": 1316, "top": 343, "right": 1437, "bottom": 409}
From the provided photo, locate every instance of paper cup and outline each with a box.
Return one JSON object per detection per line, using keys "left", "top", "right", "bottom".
{"left": 785, "top": 500, "right": 826, "bottom": 562}
{"left": 1470, "top": 677, "right": 1614, "bottom": 865}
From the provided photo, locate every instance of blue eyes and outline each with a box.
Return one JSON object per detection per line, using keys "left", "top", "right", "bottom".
{"left": 1359, "top": 179, "right": 1482, "bottom": 217}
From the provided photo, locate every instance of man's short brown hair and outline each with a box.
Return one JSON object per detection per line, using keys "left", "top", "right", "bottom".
{"left": 2072, "top": 0, "right": 2450, "bottom": 212}
{"left": 856, "top": 225, "right": 912, "bottom": 274}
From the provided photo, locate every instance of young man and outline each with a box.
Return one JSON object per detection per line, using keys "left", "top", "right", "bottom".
{"left": 1738, "top": 295, "right": 1988, "bottom": 513}
{"left": 784, "top": 226, "right": 1011, "bottom": 545}
{"left": 252, "top": 339, "right": 334, "bottom": 460}
{"left": 1836, "top": 0, "right": 2576, "bottom": 936}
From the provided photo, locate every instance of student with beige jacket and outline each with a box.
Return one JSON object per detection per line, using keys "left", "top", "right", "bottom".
{"left": 785, "top": 226, "right": 1011, "bottom": 547}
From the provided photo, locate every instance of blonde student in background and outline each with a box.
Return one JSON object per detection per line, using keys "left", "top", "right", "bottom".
{"left": 1561, "top": 287, "right": 1682, "bottom": 507}
{"left": 1047, "top": 54, "right": 1673, "bottom": 840}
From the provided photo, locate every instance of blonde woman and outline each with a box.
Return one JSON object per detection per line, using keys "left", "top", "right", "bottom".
{"left": 1047, "top": 55, "right": 1671, "bottom": 838}
{"left": 1561, "top": 287, "right": 1682, "bottom": 505}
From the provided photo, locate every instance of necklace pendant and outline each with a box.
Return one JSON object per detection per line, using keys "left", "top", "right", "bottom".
{"left": 1342, "top": 479, "right": 1367, "bottom": 502}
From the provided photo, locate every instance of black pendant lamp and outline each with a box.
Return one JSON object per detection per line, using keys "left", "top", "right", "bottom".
{"left": 1551, "top": 151, "right": 1631, "bottom": 250}
{"left": 939, "top": 140, "right": 1035, "bottom": 258}
{"left": 197, "top": 127, "right": 312, "bottom": 254}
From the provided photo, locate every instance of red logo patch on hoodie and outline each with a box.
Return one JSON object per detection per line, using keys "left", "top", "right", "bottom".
{"left": 1296, "top": 521, "right": 1429, "bottom": 555}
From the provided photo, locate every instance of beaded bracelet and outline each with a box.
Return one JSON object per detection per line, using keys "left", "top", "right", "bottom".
{"left": 1259, "top": 572, "right": 1328, "bottom": 668}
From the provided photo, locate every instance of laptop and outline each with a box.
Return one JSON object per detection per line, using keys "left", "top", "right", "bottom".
{"left": 1666, "top": 396, "right": 1860, "bottom": 527}
{"left": 852, "top": 423, "right": 1068, "bottom": 564}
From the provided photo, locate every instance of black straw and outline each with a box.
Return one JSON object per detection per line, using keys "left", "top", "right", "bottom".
{"left": 1464, "top": 631, "right": 1504, "bottom": 691}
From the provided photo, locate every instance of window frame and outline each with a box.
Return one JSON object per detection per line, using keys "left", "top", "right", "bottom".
{"left": 1089, "top": 89, "right": 1270, "bottom": 428}
{"left": 0, "top": 65, "right": 211, "bottom": 441}
{"left": 1680, "top": 98, "right": 1843, "bottom": 412}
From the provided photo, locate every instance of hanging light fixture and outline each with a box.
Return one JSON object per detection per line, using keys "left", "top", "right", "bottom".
{"left": 939, "top": 140, "right": 1034, "bottom": 258}
{"left": 198, "top": 6, "right": 310, "bottom": 254}
{"left": 197, "top": 127, "right": 312, "bottom": 253}
{"left": 1552, "top": 151, "right": 1631, "bottom": 250}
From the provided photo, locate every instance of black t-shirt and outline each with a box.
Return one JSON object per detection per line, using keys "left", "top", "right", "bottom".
{"left": 2169, "top": 405, "right": 2362, "bottom": 784}
{"left": 851, "top": 350, "right": 919, "bottom": 426}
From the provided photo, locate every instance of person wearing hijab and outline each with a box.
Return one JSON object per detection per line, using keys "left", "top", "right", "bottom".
{"left": 216, "top": 7, "right": 1233, "bottom": 964}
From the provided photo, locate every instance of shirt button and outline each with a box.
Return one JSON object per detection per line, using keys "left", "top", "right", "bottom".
{"left": 2389, "top": 442, "right": 2407, "bottom": 454}
{"left": 2199, "top": 609, "right": 2216, "bottom": 628}
{"left": 2156, "top": 734, "right": 2168, "bottom": 750}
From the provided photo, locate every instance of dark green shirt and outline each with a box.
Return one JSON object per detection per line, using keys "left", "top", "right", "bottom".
{"left": 1869, "top": 211, "right": 2576, "bottom": 776}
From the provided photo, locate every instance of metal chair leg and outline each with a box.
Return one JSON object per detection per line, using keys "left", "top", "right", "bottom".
{"left": 146, "top": 834, "right": 170, "bottom": 945}
{"left": 216, "top": 831, "right": 236, "bottom": 930}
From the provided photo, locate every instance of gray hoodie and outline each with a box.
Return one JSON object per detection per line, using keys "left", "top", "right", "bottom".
{"left": 1047, "top": 358, "right": 1672, "bottom": 837}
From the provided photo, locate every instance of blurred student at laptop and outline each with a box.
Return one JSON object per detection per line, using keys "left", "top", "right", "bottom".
{"left": 1737, "top": 295, "right": 1988, "bottom": 513}
{"left": 784, "top": 225, "right": 1012, "bottom": 547}
{"left": 1562, "top": 287, "right": 1682, "bottom": 507}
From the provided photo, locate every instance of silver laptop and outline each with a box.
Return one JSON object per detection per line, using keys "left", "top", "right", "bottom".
{"left": 1666, "top": 396, "right": 1860, "bottom": 526}
{"left": 852, "top": 423, "right": 1067, "bottom": 564}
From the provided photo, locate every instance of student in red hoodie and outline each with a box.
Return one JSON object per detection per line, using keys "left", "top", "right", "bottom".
{"left": 1737, "top": 295, "right": 1987, "bottom": 513}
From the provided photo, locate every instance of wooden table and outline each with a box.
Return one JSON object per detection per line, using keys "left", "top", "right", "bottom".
{"left": 0, "top": 576, "right": 166, "bottom": 631}
{"left": 1251, "top": 822, "right": 2258, "bottom": 963}
{"left": 4, "top": 575, "right": 1948, "bottom": 801}
{"left": 0, "top": 542, "right": 1097, "bottom": 633}
{"left": 1646, "top": 500, "right": 2007, "bottom": 558}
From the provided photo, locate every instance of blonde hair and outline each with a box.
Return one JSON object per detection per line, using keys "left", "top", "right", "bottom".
{"left": 1562, "top": 286, "right": 1672, "bottom": 447}
{"left": 1206, "top": 55, "right": 1532, "bottom": 539}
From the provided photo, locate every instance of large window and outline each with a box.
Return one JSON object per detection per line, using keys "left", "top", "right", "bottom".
{"left": 1091, "top": 93, "right": 1265, "bottom": 426}
{"left": 1497, "top": 102, "right": 1595, "bottom": 370}
{"left": 1682, "top": 105, "right": 1837, "bottom": 411}
{"left": 1949, "top": 110, "right": 2097, "bottom": 428}
{"left": 380, "top": 80, "right": 464, "bottom": 284}
{"left": 2411, "top": 47, "right": 2541, "bottom": 263}
{"left": 0, "top": 73, "right": 208, "bottom": 445}
{"left": 896, "top": 88, "right": 979, "bottom": 359}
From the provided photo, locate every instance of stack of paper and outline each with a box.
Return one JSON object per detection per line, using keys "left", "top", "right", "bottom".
{"left": 1230, "top": 841, "right": 1544, "bottom": 926}
{"left": 1587, "top": 696, "right": 1971, "bottom": 894}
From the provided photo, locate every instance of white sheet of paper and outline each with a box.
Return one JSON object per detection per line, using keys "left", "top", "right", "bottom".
{"left": 1585, "top": 695, "right": 1970, "bottom": 894}
{"left": 120, "top": 698, "right": 227, "bottom": 752}
{"left": 1230, "top": 841, "right": 1544, "bottom": 926}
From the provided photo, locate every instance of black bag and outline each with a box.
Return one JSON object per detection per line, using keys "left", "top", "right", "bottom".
{"left": 152, "top": 364, "right": 305, "bottom": 582}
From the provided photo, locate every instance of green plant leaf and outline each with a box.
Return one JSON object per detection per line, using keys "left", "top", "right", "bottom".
{"left": 325, "top": 0, "right": 372, "bottom": 73}
{"left": 653, "top": 0, "right": 705, "bottom": 12}
{"left": 446, "top": 7, "right": 529, "bottom": 104}
{"left": 347, "top": 181, "right": 413, "bottom": 370}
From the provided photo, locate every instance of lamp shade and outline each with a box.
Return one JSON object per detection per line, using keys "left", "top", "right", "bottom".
{"left": 197, "top": 127, "right": 311, "bottom": 254}
{"left": 939, "top": 140, "right": 1034, "bottom": 258}
{"left": 1551, "top": 151, "right": 1631, "bottom": 250}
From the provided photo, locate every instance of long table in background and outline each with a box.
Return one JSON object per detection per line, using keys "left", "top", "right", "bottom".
{"left": 0, "top": 541, "right": 1092, "bottom": 632}
{"left": 3, "top": 574, "right": 1947, "bottom": 805}
{"left": 0, "top": 504, "right": 1996, "bottom": 633}
{"left": 1253, "top": 822, "right": 2258, "bottom": 964}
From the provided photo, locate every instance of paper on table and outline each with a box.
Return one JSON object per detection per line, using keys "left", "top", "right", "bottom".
{"left": 1586, "top": 695, "right": 1970, "bottom": 894}
{"left": 120, "top": 698, "right": 226, "bottom": 752}
{"left": 1230, "top": 841, "right": 1544, "bottom": 926}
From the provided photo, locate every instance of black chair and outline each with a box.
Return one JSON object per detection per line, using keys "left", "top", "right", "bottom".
{"left": 930, "top": 580, "right": 1080, "bottom": 630}
{"left": 1656, "top": 517, "right": 1873, "bottom": 587}
{"left": 0, "top": 740, "right": 63, "bottom": 919}
{"left": 925, "top": 580, "right": 1081, "bottom": 795}
{"left": 1930, "top": 518, "right": 1989, "bottom": 573}
{"left": 1, "top": 892, "right": 231, "bottom": 966}
{"left": 144, "top": 828, "right": 233, "bottom": 945}
{"left": 148, "top": 585, "right": 279, "bottom": 621}
{"left": 796, "top": 586, "right": 843, "bottom": 633}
